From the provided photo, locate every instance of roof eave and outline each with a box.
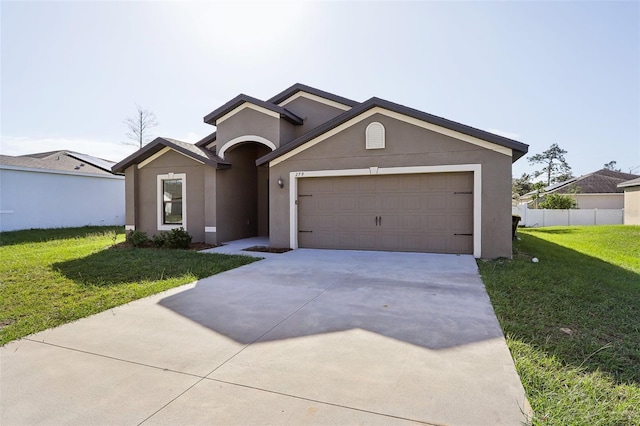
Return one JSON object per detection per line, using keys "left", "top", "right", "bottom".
{"left": 195, "top": 131, "right": 216, "bottom": 148}
{"left": 267, "top": 83, "right": 360, "bottom": 107}
{"left": 257, "top": 98, "right": 529, "bottom": 166}
{"left": 203, "top": 94, "right": 303, "bottom": 126}
{"left": 111, "top": 137, "right": 228, "bottom": 174}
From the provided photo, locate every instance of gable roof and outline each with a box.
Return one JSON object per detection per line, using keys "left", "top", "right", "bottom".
{"left": 523, "top": 169, "right": 640, "bottom": 198}
{"left": 1, "top": 151, "right": 116, "bottom": 175}
{"left": 195, "top": 131, "right": 216, "bottom": 148}
{"left": 267, "top": 83, "right": 360, "bottom": 108}
{"left": 203, "top": 94, "right": 304, "bottom": 125}
{"left": 256, "top": 97, "right": 529, "bottom": 166}
{"left": 618, "top": 176, "right": 640, "bottom": 189}
{"left": 111, "top": 137, "right": 230, "bottom": 174}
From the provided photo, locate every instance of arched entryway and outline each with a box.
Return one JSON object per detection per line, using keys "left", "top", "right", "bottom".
{"left": 215, "top": 140, "right": 272, "bottom": 242}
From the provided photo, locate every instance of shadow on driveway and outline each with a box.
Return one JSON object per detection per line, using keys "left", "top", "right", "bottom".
{"left": 158, "top": 250, "right": 505, "bottom": 350}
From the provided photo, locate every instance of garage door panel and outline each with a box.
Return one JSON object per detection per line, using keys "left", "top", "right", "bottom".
{"left": 298, "top": 173, "right": 473, "bottom": 254}
{"left": 450, "top": 195, "right": 473, "bottom": 210}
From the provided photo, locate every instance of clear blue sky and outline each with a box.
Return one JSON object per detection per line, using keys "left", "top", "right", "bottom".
{"left": 2, "top": 1, "right": 639, "bottom": 179}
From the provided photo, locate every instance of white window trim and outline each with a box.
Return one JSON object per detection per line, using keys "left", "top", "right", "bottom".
{"left": 365, "top": 121, "right": 385, "bottom": 150}
{"left": 157, "top": 173, "right": 187, "bottom": 231}
{"left": 218, "top": 135, "right": 277, "bottom": 159}
{"left": 289, "top": 164, "right": 482, "bottom": 258}
{"left": 270, "top": 107, "right": 512, "bottom": 167}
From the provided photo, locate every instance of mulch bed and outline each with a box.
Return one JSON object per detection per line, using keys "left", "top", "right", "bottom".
{"left": 243, "top": 245, "right": 292, "bottom": 254}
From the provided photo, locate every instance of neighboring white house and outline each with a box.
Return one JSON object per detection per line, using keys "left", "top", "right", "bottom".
{"left": 618, "top": 177, "right": 640, "bottom": 225}
{"left": 0, "top": 150, "right": 125, "bottom": 232}
{"left": 518, "top": 168, "right": 640, "bottom": 209}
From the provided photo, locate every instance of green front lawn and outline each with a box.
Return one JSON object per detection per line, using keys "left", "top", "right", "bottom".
{"left": 479, "top": 225, "right": 640, "bottom": 425}
{"left": 0, "top": 226, "right": 258, "bottom": 345}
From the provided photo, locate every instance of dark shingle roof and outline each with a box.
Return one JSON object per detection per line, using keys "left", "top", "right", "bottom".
{"left": 111, "top": 137, "right": 229, "bottom": 174}
{"left": 267, "top": 83, "right": 360, "bottom": 108}
{"left": 195, "top": 131, "right": 216, "bottom": 148}
{"left": 524, "top": 169, "right": 640, "bottom": 196}
{"left": 1, "top": 151, "right": 116, "bottom": 175}
{"left": 257, "top": 97, "right": 529, "bottom": 165}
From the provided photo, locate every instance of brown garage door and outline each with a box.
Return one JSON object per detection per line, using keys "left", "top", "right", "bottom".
{"left": 297, "top": 173, "right": 473, "bottom": 254}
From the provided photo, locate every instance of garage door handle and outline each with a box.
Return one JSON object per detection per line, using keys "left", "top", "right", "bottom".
{"left": 375, "top": 216, "right": 378, "bottom": 226}
{"left": 379, "top": 216, "right": 382, "bottom": 226}
{"left": 299, "top": 230, "right": 313, "bottom": 233}
{"left": 454, "top": 233, "right": 473, "bottom": 236}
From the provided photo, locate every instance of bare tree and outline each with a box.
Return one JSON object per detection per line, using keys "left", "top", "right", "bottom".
{"left": 528, "top": 143, "right": 573, "bottom": 186}
{"left": 124, "top": 105, "right": 158, "bottom": 148}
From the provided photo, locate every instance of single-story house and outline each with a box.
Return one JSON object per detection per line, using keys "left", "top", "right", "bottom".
{"left": 618, "top": 177, "right": 640, "bottom": 225}
{"left": 519, "top": 168, "right": 639, "bottom": 209}
{"left": 112, "top": 83, "right": 529, "bottom": 258}
{"left": 0, "top": 150, "right": 125, "bottom": 232}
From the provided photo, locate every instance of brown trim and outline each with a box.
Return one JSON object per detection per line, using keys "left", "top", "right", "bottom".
{"left": 267, "top": 83, "right": 360, "bottom": 108}
{"left": 257, "top": 97, "right": 529, "bottom": 166}
{"left": 111, "top": 137, "right": 230, "bottom": 174}
{"left": 203, "top": 94, "right": 303, "bottom": 125}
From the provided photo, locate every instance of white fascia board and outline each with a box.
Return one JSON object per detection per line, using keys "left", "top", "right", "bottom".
{"left": 271, "top": 107, "right": 512, "bottom": 167}
{"left": 138, "top": 146, "right": 204, "bottom": 169}
{"left": 289, "top": 164, "right": 482, "bottom": 257}
{"left": 216, "top": 103, "right": 280, "bottom": 126}
{"left": 278, "top": 92, "right": 352, "bottom": 111}
{"left": 0, "top": 164, "right": 123, "bottom": 179}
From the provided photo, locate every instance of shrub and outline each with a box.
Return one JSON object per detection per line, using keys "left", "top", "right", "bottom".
{"left": 151, "top": 228, "right": 192, "bottom": 249}
{"left": 164, "top": 227, "right": 192, "bottom": 249}
{"left": 125, "top": 230, "right": 149, "bottom": 247}
{"left": 151, "top": 233, "right": 166, "bottom": 248}
{"left": 539, "top": 193, "right": 577, "bottom": 209}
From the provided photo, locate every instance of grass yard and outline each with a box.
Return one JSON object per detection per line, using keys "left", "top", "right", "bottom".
{"left": 0, "top": 226, "right": 258, "bottom": 345}
{"left": 478, "top": 225, "right": 640, "bottom": 425}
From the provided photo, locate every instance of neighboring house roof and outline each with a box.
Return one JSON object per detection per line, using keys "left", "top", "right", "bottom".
{"left": 618, "top": 176, "right": 640, "bottom": 189}
{"left": 203, "top": 94, "right": 304, "bottom": 125}
{"left": 112, "top": 137, "right": 230, "bottom": 174}
{"left": 256, "top": 97, "right": 529, "bottom": 166}
{"left": 522, "top": 169, "right": 640, "bottom": 199}
{"left": 1, "top": 151, "right": 116, "bottom": 176}
{"left": 267, "top": 83, "right": 360, "bottom": 108}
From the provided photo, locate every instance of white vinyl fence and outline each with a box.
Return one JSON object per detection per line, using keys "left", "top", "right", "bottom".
{"left": 512, "top": 205, "right": 623, "bottom": 227}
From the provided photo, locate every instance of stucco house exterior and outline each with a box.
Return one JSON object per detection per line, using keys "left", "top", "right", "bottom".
{"left": 112, "top": 83, "right": 529, "bottom": 258}
{"left": 618, "top": 177, "right": 640, "bottom": 225}
{"left": 0, "top": 150, "right": 125, "bottom": 232}
{"left": 518, "top": 169, "right": 639, "bottom": 209}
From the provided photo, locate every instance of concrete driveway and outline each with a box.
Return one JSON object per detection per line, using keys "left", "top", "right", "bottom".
{"left": 1, "top": 247, "right": 530, "bottom": 425}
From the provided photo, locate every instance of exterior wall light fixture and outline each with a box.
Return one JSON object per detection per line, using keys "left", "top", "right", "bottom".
{"left": 277, "top": 176, "right": 284, "bottom": 189}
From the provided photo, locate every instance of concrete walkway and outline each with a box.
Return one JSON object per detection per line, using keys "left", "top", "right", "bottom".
{"left": 1, "top": 248, "right": 531, "bottom": 425}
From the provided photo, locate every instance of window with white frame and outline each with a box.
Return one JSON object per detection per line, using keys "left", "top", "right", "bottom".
{"left": 157, "top": 173, "right": 186, "bottom": 230}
